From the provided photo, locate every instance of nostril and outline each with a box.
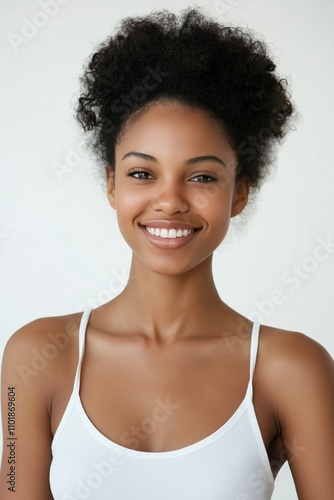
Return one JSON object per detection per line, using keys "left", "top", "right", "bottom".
{"left": 151, "top": 197, "right": 190, "bottom": 214}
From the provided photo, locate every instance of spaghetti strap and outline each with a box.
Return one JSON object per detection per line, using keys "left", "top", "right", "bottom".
{"left": 72, "top": 308, "right": 92, "bottom": 395}
{"left": 248, "top": 321, "right": 261, "bottom": 398}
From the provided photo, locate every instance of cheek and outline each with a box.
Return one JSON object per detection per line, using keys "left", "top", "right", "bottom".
{"left": 210, "top": 211, "right": 231, "bottom": 243}
{"left": 114, "top": 182, "right": 147, "bottom": 213}
{"left": 200, "top": 188, "right": 233, "bottom": 241}
{"left": 113, "top": 186, "right": 146, "bottom": 241}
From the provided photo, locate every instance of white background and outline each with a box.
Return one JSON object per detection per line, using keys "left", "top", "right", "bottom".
{"left": 1, "top": 0, "right": 333, "bottom": 498}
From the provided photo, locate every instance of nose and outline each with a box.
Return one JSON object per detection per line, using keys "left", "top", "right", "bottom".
{"left": 151, "top": 180, "right": 189, "bottom": 215}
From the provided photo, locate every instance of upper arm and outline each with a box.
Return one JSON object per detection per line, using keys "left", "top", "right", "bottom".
{"left": 0, "top": 321, "right": 55, "bottom": 500}
{"left": 270, "top": 332, "right": 334, "bottom": 499}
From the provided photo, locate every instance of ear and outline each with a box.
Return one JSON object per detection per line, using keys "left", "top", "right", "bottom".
{"left": 106, "top": 166, "right": 116, "bottom": 209}
{"left": 230, "top": 178, "right": 250, "bottom": 217}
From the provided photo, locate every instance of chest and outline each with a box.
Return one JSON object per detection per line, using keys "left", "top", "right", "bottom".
{"left": 79, "top": 333, "right": 265, "bottom": 452}
{"left": 52, "top": 330, "right": 276, "bottom": 455}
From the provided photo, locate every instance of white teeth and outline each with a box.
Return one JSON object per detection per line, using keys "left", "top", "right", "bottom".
{"left": 145, "top": 227, "right": 195, "bottom": 239}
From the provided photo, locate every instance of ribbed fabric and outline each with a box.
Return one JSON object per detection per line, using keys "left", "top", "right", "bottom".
{"left": 50, "top": 309, "right": 274, "bottom": 499}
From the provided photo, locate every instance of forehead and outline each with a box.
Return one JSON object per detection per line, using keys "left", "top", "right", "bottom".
{"left": 115, "top": 102, "right": 235, "bottom": 162}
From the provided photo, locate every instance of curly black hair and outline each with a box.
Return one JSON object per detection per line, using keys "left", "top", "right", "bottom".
{"left": 76, "top": 7, "right": 294, "bottom": 190}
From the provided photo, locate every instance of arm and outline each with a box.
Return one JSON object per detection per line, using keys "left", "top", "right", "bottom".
{"left": 0, "top": 322, "right": 55, "bottom": 499}
{"left": 270, "top": 332, "right": 334, "bottom": 499}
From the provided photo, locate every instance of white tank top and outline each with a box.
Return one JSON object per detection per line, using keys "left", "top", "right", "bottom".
{"left": 49, "top": 309, "right": 275, "bottom": 499}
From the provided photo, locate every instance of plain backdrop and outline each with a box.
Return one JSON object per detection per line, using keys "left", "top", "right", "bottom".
{"left": 1, "top": 0, "right": 333, "bottom": 498}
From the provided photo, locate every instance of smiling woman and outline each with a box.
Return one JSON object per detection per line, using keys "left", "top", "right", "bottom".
{"left": 0, "top": 6, "right": 333, "bottom": 500}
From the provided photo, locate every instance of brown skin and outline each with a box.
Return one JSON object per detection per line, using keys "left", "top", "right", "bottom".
{"left": 1, "top": 102, "right": 334, "bottom": 499}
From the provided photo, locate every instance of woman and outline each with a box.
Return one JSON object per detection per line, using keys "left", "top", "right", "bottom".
{"left": 0, "top": 7, "right": 333, "bottom": 499}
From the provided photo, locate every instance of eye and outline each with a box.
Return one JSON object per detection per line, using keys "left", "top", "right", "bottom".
{"left": 189, "top": 173, "right": 218, "bottom": 183}
{"left": 127, "top": 170, "right": 155, "bottom": 180}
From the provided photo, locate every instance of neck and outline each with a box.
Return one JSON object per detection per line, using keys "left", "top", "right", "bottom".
{"left": 115, "top": 254, "right": 230, "bottom": 344}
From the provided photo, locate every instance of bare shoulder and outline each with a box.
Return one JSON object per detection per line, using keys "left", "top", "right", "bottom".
{"left": 4, "top": 312, "right": 82, "bottom": 348}
{"left": 258, "top": 324, "right": 333, "bottom": 376}
{"left": 2, "top": 312, "right": 83, "bottom": 389}
{"left": 256, "top": 323, "right": 334, "bottom": 414}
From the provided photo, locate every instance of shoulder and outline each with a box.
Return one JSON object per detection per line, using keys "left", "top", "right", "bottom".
{"left": 3, "top": 312, "right": 83, "bottom": 356}
{"left": 257, "top": 324, "right": 334, "bottom": 419}
{"left": 258, "top": 324, "right": 333, "bottom": 376}
{"left": 1, "top": 312, "right": 83, "bottom": 389}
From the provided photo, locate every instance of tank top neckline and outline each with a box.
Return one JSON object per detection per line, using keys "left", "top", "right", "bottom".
{"left": 53, "top": 308, "right": 262, "bottom": 460}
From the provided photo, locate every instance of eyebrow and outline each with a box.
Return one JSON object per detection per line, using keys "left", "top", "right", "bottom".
{"left": 121, "top": 151, "right": 227, "bottom": 167}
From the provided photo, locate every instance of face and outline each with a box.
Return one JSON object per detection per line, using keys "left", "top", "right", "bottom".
{"left": 107, "top": 101, "right": 249, "bottom": 276}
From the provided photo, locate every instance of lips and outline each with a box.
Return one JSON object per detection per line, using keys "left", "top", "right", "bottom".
{"left": 139, "top": 221, "right": 201, "bottom": 248}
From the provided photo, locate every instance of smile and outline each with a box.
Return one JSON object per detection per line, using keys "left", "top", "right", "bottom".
{"left": 139, "top": 224, "right": 200, "bottom": 249}
{"left": 144, "top": 227, "right": 196, "bottom": 239}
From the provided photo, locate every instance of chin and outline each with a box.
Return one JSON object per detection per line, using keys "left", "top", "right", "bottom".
{"left": 138, "top": 254, "right": 210, "bottom": 278}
